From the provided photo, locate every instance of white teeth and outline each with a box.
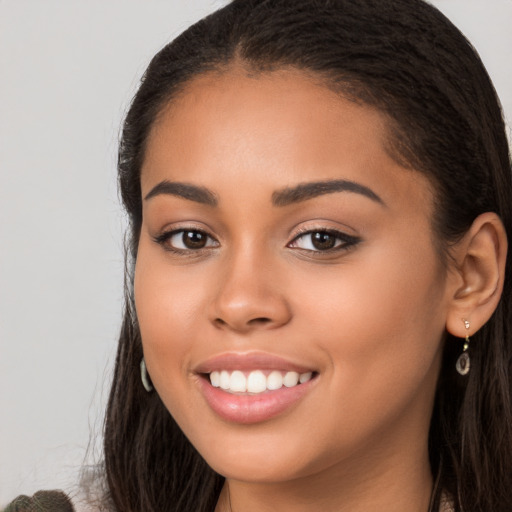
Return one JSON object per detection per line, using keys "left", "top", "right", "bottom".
{"left": 210, "top": 370, "right": 220, "bottom": 387}
{"left": 230, "top": 371, "right": 247, "bottom": 392}
{"left": 283, "top": 371, "right": 299, "bottom": 387}
{"left": 267, "top": 370, "right": 284, "bottom": 390}
{"left": 220, "top": 370, "right": 230, "bottom": 390}
{"left": 208, "top": 369, "right": 314, "bottom": 394}
{"left": 299, "top": 371, "right": 312, "bottom": 384}
{"left": 247, "top": 370, "right": 267, "bottom": 393}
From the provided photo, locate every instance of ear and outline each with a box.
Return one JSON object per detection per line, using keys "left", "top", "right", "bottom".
{"left": 445, "top": 212, "right": 508, "bottom": 337}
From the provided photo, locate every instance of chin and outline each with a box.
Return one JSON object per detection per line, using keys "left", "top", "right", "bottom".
{"left": 189, "top": 426, "right": 329, "bottom": 484}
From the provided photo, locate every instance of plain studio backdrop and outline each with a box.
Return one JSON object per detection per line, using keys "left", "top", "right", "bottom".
{"left": 0, "top": 0, "right": 511, "bottom": 505}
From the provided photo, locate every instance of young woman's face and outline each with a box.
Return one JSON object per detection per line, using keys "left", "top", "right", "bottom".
{"left": 135, "top": 69, "right": 453, "bottom": 484}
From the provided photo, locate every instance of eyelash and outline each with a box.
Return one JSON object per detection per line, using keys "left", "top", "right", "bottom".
{"left": 287, "top": 228, "right": 361, "bottom": 253}
{"left": 153, "top": 229, "right": 219, "bottom": 254}
{"left": 153, "top": 227, "right": 361, "bottom": 255}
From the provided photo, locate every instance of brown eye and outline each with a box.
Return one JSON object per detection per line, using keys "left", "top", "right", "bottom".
{"left": 154, "top": 229, "right": 219, "bottom": 252}
{"left": 311, "top": 232, "right": 336, "bottom": 250}
{"left": 288, "top": 229, "right": 361, "bottom": 253}
{"left": 182, "top": 230, "right": 208, "bottom": 249}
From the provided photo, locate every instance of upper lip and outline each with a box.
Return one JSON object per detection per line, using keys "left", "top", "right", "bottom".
{"left": 194, "top": 351, "right": 316, "bottom": 374}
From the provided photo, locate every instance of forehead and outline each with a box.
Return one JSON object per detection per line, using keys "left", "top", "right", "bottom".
{"left": 141, "top": 67, "right": 433, "bottom": 211}
{"left": 149, "top": 67, "right": 389, "bottom": 148}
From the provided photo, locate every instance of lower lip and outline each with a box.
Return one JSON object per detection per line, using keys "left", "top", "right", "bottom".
{"left": 198, "top": 375, "right": 316, "bottom": 424}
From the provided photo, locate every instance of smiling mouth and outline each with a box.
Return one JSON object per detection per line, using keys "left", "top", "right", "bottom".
{"left": 207, "top": 369, "right": 314, "bottom": 394}
{"left": 195, "top": 353, "right": 318, "bottom": 423}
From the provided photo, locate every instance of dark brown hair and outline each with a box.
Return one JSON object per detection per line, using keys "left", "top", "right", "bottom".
{"left": 104, "top": 1, "right": 512, "bottom": 510}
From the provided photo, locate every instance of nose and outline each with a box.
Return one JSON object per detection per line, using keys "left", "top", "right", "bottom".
{"left": 209, "top": 250, "right": 292, "bottom": 333}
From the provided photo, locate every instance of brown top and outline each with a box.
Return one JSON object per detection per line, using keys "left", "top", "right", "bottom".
{"left": 3, "top": 491, "right": 75, "bottom": 512}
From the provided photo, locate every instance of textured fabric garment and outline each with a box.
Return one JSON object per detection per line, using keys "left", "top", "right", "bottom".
{"left": 3, "top": 491, "right": 75, "bottom": 512}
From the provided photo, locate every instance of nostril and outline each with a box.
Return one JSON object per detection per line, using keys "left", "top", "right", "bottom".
{"left": 213, "top": 316, "right": 272, "bottom": 329}
{"left": 248, "top": 317, "right": 272, "bottom": 325}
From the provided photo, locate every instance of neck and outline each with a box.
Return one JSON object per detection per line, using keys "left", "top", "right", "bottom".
{"left": 215, "top": 436, "right": 433, "bottom": 512}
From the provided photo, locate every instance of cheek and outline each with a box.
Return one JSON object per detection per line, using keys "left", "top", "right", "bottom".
{"left": 291, "top": 239, "right": 447, "bottom": 428}
{"left": 133, "top": 241, "right": 208, "bottom": 387}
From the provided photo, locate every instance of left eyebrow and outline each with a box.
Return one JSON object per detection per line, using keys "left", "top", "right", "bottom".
{"left": 272, "top": 179, "right": 385, "bottom": 207}
{"left": 144, "top": 180, "right": 218, "bottom": 206}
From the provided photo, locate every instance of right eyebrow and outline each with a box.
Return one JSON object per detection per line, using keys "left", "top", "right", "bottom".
{"left": 144, "top": 180, "right": 218, "bottom": 207}
{"left": 272, "top": 179, "right": 385, "bottom": 207}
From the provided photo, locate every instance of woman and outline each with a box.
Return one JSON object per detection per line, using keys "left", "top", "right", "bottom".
{"left": 6, "top": 0, "right": 511, "bottom": 511}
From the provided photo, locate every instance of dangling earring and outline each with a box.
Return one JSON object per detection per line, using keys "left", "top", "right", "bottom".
{"left": 140, "top": 358, "right": 154, "bottom": 392}
{"left": 456, "top": 320, "right": 471, "bottom": 376}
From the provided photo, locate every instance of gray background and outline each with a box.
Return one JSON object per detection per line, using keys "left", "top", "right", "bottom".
{"left": 1, "top": 0, "right": 511, "bottom": 504}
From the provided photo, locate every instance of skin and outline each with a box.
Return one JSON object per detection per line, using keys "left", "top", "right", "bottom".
{"left": 134, "top": 68, "right": 503, "bottom": 511}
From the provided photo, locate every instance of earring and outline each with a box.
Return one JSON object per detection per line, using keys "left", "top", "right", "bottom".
{"left": 140, "top": 358, "right": 153, "bottom": 392}
{"left": 456, "top": 320, "right": 471, "bottom": 376}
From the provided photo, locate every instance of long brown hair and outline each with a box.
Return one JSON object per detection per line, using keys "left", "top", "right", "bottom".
{"left": 103, "top": 1, "right": 512, "bottom": 510}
